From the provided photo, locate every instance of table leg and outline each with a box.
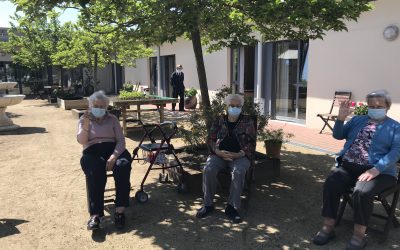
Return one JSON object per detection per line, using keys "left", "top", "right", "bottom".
{"left": 159, "top": 105, "right": 164, "bottom": 123}
{"left": 137, "top": 105, "right": 141, "bottom": 120}
{"left": 122, "top": 106, "right": 127, "bottom": 136}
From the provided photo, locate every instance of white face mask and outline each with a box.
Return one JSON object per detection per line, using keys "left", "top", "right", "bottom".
{"left": 177, "top": 69, "right": 182, "bottom": 73}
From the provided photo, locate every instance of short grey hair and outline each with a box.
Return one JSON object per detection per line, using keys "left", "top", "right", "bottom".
{"left": 225, "top": 94, "right": 244, "bottom": 107}
{"left": 88, "top": 90, "right": 110, "bottom": 108}
{"left": 366, "top": 89, "right": 392, "bottom": 108}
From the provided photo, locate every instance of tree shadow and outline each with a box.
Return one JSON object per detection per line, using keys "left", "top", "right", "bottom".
{"left": 81, "top": 149, "right": 399, "bottom": 249}
{"left": 5, "top": 112, "right": 23, "bottom": 118}
{"left": 0, "top": 127, "right": 47, "bottom": 135}
{"left": 0, "top": 219, "right": 29, "bottom": 238}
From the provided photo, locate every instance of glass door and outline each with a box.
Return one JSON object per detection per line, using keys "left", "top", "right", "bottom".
{"left": 274, "top": 41, "right": 308, "bottom": 122}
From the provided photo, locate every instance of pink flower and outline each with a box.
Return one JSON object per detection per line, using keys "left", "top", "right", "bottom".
{"left": 351, "top": 101, "right": 356, "bottom": 107}
{"left": 358, "top": 102, "right": 364, "bottom": 106}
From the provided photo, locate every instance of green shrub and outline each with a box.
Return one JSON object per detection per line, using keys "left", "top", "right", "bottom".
{"left": 119, "top": 90, "right": 146, "bottom": 100}
{"left": 122, "top": 82, "right": 134, "bottom": 92}
{"left": 258, "top": 128, "right": 294, "bottom": 144}
{"left": 185, "top": 87, "right": 198, "bottom": 97}
{"left": 354, "top": 103, "right": 368, "bottom": 115}
{"left": 179, "top": 85, "right": 269, "bottom": 150}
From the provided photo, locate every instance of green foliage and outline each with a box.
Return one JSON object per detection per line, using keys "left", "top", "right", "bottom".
{"left": 258, "top": 128, "right": 294, "bottom": 144}
{"left": 354, "top": 103, "right": 368, "bottom": 115}
{"left": 179, "top": 85, "right": 269, "bottom": 150}
{"left": 122, "top": 82, "right": 134, "bottom": 92}
{"left": 118, "top": 90, "right": 146, "bottom": 100}
{"left": 185, "top": 87, "right": 198, "bottom": 97}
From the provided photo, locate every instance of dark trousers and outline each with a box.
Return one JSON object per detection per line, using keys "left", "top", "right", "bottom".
{"left": 172, "top": 88, "right": 185, "bottom": 111}
{"left": 322, "top": 161, "right": 396, "bottom": 226}
{"left": 80, "top": 142, "right": 132, "bottom": 216}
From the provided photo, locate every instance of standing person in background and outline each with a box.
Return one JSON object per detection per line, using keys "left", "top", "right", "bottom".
{"left": 170, "top": 64, "right": 185, "bottom": 112}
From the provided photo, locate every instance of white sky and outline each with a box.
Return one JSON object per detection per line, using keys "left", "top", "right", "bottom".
{"left": 0, "top": 0, "right": 79, "bottom": 28}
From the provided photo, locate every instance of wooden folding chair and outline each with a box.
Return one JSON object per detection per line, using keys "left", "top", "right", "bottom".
{"left": 335, "top": 165, "right": 400, "bottom": 242}
{"left": 317, "top": 91, "right": 352, "bottom": 133}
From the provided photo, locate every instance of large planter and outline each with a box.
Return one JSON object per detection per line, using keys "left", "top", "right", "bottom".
{"left": 184, "top": 96, "right": 197, "bottom": 109}
{"left": 57, "top": 97, "right": 88, "bottom": 110}
{"left": 264, "top": 140, "right": 282, "bottom": 159}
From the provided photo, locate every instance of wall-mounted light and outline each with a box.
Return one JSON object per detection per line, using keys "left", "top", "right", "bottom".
{"left": 383, "top": 25, "right": 399, "bottom": 41}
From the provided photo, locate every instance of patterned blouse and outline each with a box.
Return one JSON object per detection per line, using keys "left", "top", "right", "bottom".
{"left": 343, "top": 120, "right": 378, "bottom": 166}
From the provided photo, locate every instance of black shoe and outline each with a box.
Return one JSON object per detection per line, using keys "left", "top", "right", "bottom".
{"left": 179, "top": 109, "right": 186, "bottom": 112}
{"left": 312, "top": 230, "right": 336, "bottom": 245}
{"left": 114, "top": 212, "right": 125, "bottom": 229}
{"left": 346, "top": 236, "right": 367, "bottom": 250}
{"left": 225, "top": 204, "right": 242, "bottom": 223}
{"left": 196, "top": 206, "right": 214, "bottom": 218}
{"left": 87, "top": 215, "right": 100, "bottom": 230}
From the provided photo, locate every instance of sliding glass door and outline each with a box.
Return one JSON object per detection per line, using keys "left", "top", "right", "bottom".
{"left": 274, "top": 41, "right": 308, "bottom": 122}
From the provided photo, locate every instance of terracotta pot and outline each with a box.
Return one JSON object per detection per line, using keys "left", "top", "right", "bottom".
{"left": 184, "top": 96, "right": 197, "bottom": 109}
{"left": 264, "top": 140, "right": 282, "bottom": 159}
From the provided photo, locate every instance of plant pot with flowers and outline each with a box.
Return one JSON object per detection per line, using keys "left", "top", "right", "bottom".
{"left": 258, "top": 128, "right": 294, "bottom": 159}
{"left": 184, "top": 87, "right": 198, "bottom": 110}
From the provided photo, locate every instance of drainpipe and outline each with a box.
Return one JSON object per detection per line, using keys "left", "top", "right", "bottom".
{"left": 157, "top": 46, "right": 161, "bottom": 96}
{"left": 256, "top": 41, "right": 262, "bottom": 102}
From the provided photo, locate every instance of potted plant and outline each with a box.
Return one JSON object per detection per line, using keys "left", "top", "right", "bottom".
{"left": 184, "top": 87, "right": 198, "bottom": 109}
{"left": 352, "top": 102, "right": 368, "bottom": 115}
{"left": 258, "top": 128, "right": 294, "bottom": 159}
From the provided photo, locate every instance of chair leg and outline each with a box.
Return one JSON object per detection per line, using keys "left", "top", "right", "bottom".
{"left": 335, "top": 196, "right": 348, "bottom": 226}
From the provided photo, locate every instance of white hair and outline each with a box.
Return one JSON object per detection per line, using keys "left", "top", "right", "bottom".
{"left": 224, "top": 94, "right": 244, "bottom": 106}
{"left": 366, "top": 89, "right": 392, "bottom": 108}
{"left": 88, "top": 90, "right": 110, "bottom": 108}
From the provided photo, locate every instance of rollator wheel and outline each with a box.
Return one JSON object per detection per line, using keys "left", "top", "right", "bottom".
{"left": 177, "top": 182, "right": 188, "bottom": 194}
{"left": 158, "top": 173, "right": 168, "bottom": 183}
{"left": 135, "top": 190, "right": 149, "bottom": 203}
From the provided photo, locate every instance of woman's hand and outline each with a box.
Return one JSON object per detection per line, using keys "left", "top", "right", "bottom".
{"left": 337, "top": 100, "right": 354, "bottom": 121}
{"left": 358, "top": 168, "right": 380, "bottom": 182}
{"left": 215, "top": 149, "right": 233, "bottom": 161}
{"left": 82, "top": 111, "right": 93, "bottom": 130}
{"left": 106, "top": 155, "right": 117, "bottom": 171}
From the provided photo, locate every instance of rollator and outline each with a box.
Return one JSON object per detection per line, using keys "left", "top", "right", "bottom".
{"left": 131, "top": 120, "right": 187, "bottom": 203}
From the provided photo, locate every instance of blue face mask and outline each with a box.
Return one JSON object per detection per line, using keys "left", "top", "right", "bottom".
{"left": 91, "top": 107, "right": 106, "bottom": 118}
{"left": 228, "top": 106, "right": 242, "bottom": 117}
{"left": 368, "top": 108, "right": 386, "bottom": 120}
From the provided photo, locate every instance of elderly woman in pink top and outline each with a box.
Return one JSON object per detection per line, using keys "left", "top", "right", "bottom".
{"left": 77, "top": 91, "right": 132, "bottom": 230}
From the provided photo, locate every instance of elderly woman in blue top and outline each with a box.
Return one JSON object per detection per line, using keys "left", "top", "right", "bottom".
{"left": 313, "top": 90, "right": 400, "bottom": 250}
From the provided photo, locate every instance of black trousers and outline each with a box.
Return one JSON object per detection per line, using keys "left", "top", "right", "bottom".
{"left": 80, "top": 142, "right": 132, "bottom": 216}
{"left": 172, "top": 87, "right": 185, "bottom": 111}
{"left": 322, "top": 161, "right": 396, "bottom": 226}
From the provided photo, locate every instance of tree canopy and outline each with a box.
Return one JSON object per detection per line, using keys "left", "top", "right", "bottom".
{"left": 11, "top": 0, "right": 374, "bottom": 111}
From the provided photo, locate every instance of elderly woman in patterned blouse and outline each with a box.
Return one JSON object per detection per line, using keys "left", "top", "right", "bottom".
{"left": 313, "top": 90, "right": 400, "bottom": 250}
{"left": 196, "top": 94, "right": 256, "bottom": 223}
{"left": 77, "top": 91, "right": 132, "bottom": 230}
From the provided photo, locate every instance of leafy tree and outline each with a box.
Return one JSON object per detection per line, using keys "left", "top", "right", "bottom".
{"left": 11, "top": 0, "right": 374, "bottom": 112}
{"left": 1, "top": 11, "right": 64, "bottom": 85}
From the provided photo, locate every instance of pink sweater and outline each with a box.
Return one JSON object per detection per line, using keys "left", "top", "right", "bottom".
{"left": 77, "top": 113, "right": 125, "bottom": 157}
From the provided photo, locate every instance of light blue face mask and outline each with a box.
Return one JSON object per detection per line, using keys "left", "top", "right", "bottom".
{"left": 91, "top": 107, "right": 106, "bottom": 118}
{"left": 228, "top": 106, "right": 242, "bottom": 117}
{"left": 368, "top": 108, "right": 386, "bottom": 120}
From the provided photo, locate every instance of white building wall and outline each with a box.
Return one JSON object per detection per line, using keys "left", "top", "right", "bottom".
{"left": 307, "top": 0, "right": 400, "bottom": 128}
{"left": 124, "top": 38, "right": 229, "bottom": 98}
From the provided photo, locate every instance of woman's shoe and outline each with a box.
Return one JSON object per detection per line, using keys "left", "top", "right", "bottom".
{"left": 224, "top": 204, "right": 242, "bottom": 223}
{"left": 312, "top": 230, "right": 336, "bottom": 245}
{"left": 87, "top": 215, "right": 100, "bottom": 230}
{"left": 196, "top": 206, "right": 214, "bottom": 218}
{"left": 114, "top": 212, "right": 126, "bottom": 229}
{"left": 346, "top": 236, "right": 367, "bottom": 250}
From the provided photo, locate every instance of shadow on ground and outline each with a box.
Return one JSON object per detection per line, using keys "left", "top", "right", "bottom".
{"left": 0, "top": 127, "right": 47, "bottom": 135}
{"left": 0, "top": 219, "right": 29, "bottom": 238}
{"left": 78, "top": 149, "right": 398, "bottom": 249}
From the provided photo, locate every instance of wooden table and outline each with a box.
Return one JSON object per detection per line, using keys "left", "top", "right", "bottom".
{"left": 110, "top": 96, "right": 179, "bottom": 136}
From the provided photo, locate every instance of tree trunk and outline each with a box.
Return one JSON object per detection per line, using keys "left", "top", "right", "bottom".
{"left": 94, "top": 52, "right": 98, "bottom": 90}
{"left": 190, "top": 28, "right": 210, "bottom": 110}
{"left": 47, "top": 65, "right": 53, "bottom": 86}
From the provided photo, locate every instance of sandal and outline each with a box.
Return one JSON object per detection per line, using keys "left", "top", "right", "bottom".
{"left": 312, "top": 230, "right": 335, "bottom": 245}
